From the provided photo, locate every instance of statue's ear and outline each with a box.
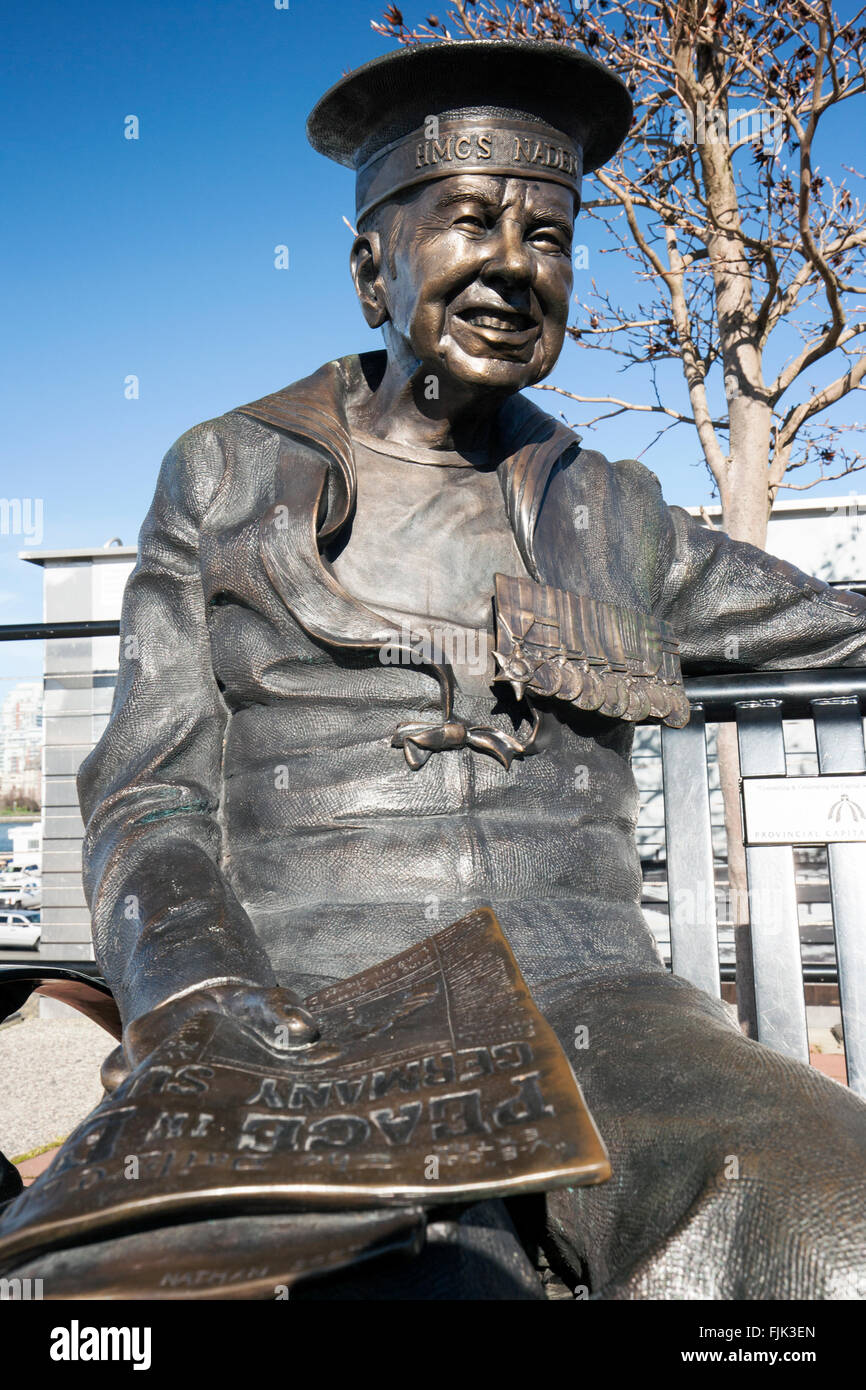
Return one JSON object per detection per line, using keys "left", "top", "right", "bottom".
{"left": 350, "top": 232, "right": 390, "bottom": 329}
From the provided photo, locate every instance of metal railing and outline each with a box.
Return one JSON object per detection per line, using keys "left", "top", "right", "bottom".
{"left": 0, "top": 620, "right": 121, "bottom": 641}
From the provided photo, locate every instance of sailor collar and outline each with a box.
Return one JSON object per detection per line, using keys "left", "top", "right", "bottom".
{"left": 236, "top": 353, "right": 688, "bottom": 771}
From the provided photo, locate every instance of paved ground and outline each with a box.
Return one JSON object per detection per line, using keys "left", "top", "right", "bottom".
{"left": 0, "top": 1002, "right": 111, "bottom": 1160}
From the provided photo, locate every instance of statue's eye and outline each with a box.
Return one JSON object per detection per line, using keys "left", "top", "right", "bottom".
{"left": 453, "top": 212, "right": 488, "bottom": 233}
{"left": 530, "top": 227, "right": 570, "bottom": 253}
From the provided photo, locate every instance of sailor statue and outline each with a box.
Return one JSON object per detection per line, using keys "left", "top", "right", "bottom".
{"left": 2, "top": 40, "right": 866, "bottom": 1299}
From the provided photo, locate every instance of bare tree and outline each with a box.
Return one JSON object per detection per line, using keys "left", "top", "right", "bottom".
{"left": 374, "top": 0, "right": 866, "bottom": 1028}
{"left": 374, "top": 1, "right": 866, "bottom": 534}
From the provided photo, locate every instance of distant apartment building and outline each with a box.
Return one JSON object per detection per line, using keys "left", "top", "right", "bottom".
{"left": 0, "top": 679, "right": 43, "bottom": 806}
{"left": 20, "top": 495, "right": 866, "bottom": 964}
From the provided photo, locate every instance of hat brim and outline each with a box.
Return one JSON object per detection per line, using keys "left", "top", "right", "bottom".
{"left": 307, "top": 39, "right": 632, "bottom": 177}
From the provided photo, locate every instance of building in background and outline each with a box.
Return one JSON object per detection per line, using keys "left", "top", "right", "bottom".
{"left": 22, "top": 543, "right": 136, "bottom": 963}
{"left": 0, "top": 679, "right": 43, "bottom": 807}
{"left": 7, "top": 822, "right": 41, "bottom": 870}
{"left": 18, "top": 494, "right": 866, "bottom": 966}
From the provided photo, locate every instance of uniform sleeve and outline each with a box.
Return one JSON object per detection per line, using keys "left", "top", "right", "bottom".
{"left": 76, "top": 423, "right": 276, "bottom": 1026}
{"left": 652, "top": 501, "right": 866, "bottom": 672}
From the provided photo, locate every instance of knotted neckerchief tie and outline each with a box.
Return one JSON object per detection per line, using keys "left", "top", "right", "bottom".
{"left": 391, "top": 707, "right": 542, "bottom": 771}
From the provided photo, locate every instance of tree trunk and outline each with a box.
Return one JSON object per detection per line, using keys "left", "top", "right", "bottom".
{"left": 716, "top": 398, "right": 773, "bottom": 1035}
{"left": 721, "top": 397, "right": 774, "bottom": 548}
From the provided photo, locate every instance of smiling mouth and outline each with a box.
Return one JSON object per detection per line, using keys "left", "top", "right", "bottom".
{"left": 457, "top": 307, "right": 538, "bottom": 334}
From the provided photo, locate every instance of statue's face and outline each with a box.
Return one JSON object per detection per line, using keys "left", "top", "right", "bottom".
{"left": 370, "top": 173, "right": 575, "bottom": 396}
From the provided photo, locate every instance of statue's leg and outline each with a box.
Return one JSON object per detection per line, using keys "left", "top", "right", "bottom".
{"left": 535, "top": 970, "right": 866, "bottom": 1299}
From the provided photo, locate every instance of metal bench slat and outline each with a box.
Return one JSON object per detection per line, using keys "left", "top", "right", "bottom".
{"left": 812, "top": 698, "right": 866, "bottom": 1097}
{"left": 661, "top": 707, "right": 720, "bottom": 997}
{"left": 737, "top": 701, "right": 810, "bottom": 1063}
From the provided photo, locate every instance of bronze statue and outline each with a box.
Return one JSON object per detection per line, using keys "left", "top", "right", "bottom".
{"left": 3, "top": 39, "right": 866, "bottom": 1298}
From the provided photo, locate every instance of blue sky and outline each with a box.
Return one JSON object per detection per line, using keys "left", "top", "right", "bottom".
{"left": 2, "top": 0, "right": 864, "bottom": 687}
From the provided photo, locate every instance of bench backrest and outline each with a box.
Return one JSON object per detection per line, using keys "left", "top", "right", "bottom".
{"left": 662, "top": 671, "right": 866, "bottom": 1097}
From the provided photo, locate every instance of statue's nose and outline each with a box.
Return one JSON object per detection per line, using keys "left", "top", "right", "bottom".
{"left": 482, "top": 220, "right": 533, "bottom": 287}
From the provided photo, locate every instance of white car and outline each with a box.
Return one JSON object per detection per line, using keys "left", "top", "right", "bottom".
{"left": 0, "top": 863, "right": 39, "bottom": 885}
{"left": 0, "top": 912, "right": 41, "bottom": 948}
{"left": 18, "top": 879, "right": 41, "bottom": 909}
{"left": 0, "top": 875, "right": 41, "bottom": 909}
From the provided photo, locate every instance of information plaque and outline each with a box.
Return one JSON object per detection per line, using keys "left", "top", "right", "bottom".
{"left": 742, "top": 773, "right": 866, "bottom": 845}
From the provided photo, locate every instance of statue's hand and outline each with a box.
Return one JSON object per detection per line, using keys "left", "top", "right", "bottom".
{"left": 103, "top": 983, "right": 320, "bottom": 1090}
